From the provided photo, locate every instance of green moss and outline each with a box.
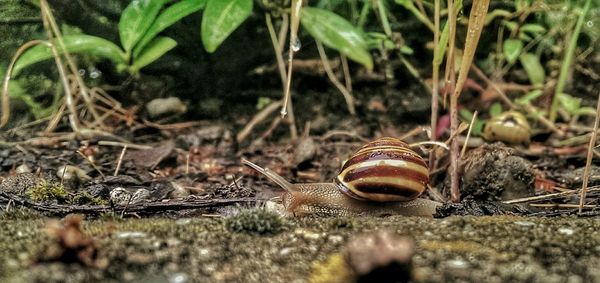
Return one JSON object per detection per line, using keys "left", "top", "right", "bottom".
{"left": 25, "top": 180, "right": 69, "bottom": 203}
{"left": 223, "top": 208, "right": 286, "bottom": 235}
{"left": 328, "top": 217, "right": 354, "bottom": 229}
{"left": 71, "top": 192, "right": 108, "bottom": 206}
{"left": 0, "top": 207, "right": 41, "bottom": 220}
{"left": 309, "top": 253, "right": 353, "bottom": 283}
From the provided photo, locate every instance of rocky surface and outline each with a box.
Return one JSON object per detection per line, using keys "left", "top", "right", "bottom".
{"left": 1, "top": 210, "right": 600, "bottom": 282}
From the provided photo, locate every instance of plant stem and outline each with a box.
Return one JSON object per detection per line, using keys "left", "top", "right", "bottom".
{"left": 445, "top": 0, "right": 459, "bottom": 202}
{"left": 265, "top": 14, "right": 287, "bottom": 89}
{"left": 578, "top": 90, "right": 600, "bottom": 214}
{"left": 316, "top": 41, "right": 356, "bottom": 115}
{"left": 429, "top": 0, "right": 441, "bottom": 170}
{"left": 281, "top": 0, "right": 302, "bottom": 119}
{"left": 550, "top": 0, "right": 592, "bottom": 122}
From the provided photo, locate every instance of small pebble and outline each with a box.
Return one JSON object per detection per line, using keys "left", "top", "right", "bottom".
{"left": 558, "top": 227, "right": 575, "bottom": 236}
{"left": 176, "top": 219, "right": 192, "bottom": 225}
{"left": 56, "top": 165, "right": 91, "bottom": 181}
{"left": 515, "top": 221, "right": 536, "bottom": 227}
{"left": 279, "top": 247, "right": 294, "bottom": 257}
{"left": 15, "top": 164, "right": 31, "bottom": 174}
{"left": 328, "top": 235, "right": 344, "bottom": 244}
{"left": 446, "top": 259, "right": 469, "bottom": 269}
{"left": 146, "top": 97, "right": 187, "bottom": 118}
{"left": 169, "top": 273, "right": 188, "bottom": 283}
{"left": 116, "top": 231, "right": 147, "bottom": 238}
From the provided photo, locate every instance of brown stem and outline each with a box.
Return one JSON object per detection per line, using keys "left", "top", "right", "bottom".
{"left": 579, "top": 90, "right": 600, "bottom": 214}
{"left": 429, "top": 0, "right": 441, "bottom": 171}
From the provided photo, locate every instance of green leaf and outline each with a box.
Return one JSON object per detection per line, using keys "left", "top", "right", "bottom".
{"left": 515, "top": 89, "right": 543, "bottom": 105}
{"left": 489, "top": 102, "right": 503, "bottom": 117}
{"left": 130, "top": 36, "right": 177, "bottom": 73}
{"left": 574, "top": 106, "right": 597, "bottom": 116}
{"left": 13, "top": 35, "right": 126, "bottom": 75}
{"left": 400, "top": 45, "right": 414, "bottom": 55}
{"left": 434, "top": 21, "right": 449, "bottom": 66}
{"left": 459, "top": 109, "right": 484, "bottom": 136}
{"left": 519, "top": 52, "right": 545, "bottom": 86}
{"left": 503, "top": 38, "right": 522, "bottom": 64}
{"left": 365, "top": 32, "right": 395, "bottom": 50}
{"left": 502, "top": 20, "right": 518, "bottom": 32}
{"left": 301, "top": 7, "right": 373, "bottom": 70}
{"left": 433, "top": 0, "right": 462, "bottom": 66}
{"left": 558, "top": 93, "right": 581, "bottom": 115}
{"left": 520, "top": 23, "right": 546, "bottom": 35}
{"left": 518, "top": 31, "right": 533, "bottom": 41}
{"left": 133, "top": 0, "right": 206, "bottom": 58}
{"left": 201, "top": 0, "right": 253, "bottom": 53}
{"left": 459, "top": 108, "right": 474, "bottom": 120}
{"left": 484, "top": 9, "right": 512, "bottom": 25}
{"left": 119, "top": 0, "right": 167, "bottom": 54}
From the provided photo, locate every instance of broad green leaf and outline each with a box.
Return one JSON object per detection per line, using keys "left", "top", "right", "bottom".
{"left": 134, "top": 0, "right": 206, "bottom": 58}
{"left": 13, "top": 35, "right": 126, "bottom": 75}
{"left": 519, "top": 52, "right": 545, "bottom": 86}
{"left": 503, "top": 38, "right": 522, "bottom": 64}
{"left": 515, "top": 89, "right": 543, "bottom": 105}
{"left": 130, "top": 36, "right": 177, "bottom": 72}
{"left": 489, "top": 102, "right": 503, "bottom": 117}
{"left": 558, "top": 93, "right": 581, "bottom": 115}
{"left": 201, "top": 0, "right": 253, "bottom": 53}
{"left": 119, "top": 0, "right": 167, "bottom": 54}
{"left": 301, "top": 7, "right": 373, "bottom": 70}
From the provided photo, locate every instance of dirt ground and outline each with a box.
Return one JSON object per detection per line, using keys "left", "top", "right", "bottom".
{"left": 1, "top": 213, "right": 600, "bottom": 283}
{"left": 1, "top": 119, "right": 600, "bottom": 282}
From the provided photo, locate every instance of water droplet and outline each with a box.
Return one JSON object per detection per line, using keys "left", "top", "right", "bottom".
{"left": 291, "top": 38, "right": 301, "bottom": 52}
{"left": 89, "top": 68, "right": 101, "bottom": 79}
{"left": 587, "top": 21, "right": 594, "bottom": 28}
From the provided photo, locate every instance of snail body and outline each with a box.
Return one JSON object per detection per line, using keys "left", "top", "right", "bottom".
{"left": 483, "top": 111, "right": 531, "bottom": 144}
{"left": 243, "top": 137, "right": 441, "bottom": 217}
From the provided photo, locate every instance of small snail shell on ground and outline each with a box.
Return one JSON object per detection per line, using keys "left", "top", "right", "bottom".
{"left": 482, "top": 111, "right": 531, "bottom": 144}
{"left": 243, "top": 137, "right": 441, "bottom": 217}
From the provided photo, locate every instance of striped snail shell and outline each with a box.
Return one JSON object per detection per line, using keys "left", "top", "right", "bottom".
{"left": 482, "top": 111, "right": 531, "bottom": 144}
{"left": 335, "top": 137, "right": 429, "bottom": 202}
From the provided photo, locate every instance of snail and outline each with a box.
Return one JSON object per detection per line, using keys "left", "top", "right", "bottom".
{"left": 243, "top": 137, "right": 441, "bottom": 217}
{"left": 482, "top": 111, "right": 531, "bottom": 144}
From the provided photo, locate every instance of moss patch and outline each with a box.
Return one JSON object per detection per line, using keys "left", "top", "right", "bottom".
{"left": 223, "top": 208, "right": 286, "bottom": 235}
{"left": 25, "top": 180, "right": 69, "bottom": 203}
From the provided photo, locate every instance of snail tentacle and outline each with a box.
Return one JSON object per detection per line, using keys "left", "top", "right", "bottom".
{"left": 242, "top": 158, "right": 295, "bottom": 192}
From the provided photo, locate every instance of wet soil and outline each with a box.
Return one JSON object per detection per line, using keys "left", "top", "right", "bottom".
{"left": 1, "top": 213, "right": 600, "bottom": 283}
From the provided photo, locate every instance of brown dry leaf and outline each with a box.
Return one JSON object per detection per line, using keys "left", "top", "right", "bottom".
{"left": 125, "top": 140, "right": 175, "bottom": 169}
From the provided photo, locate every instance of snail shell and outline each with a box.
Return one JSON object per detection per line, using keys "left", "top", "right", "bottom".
{"left": 335, "top": 137, "right": 429, "bottom": 202}
{"left": 483, "top": 111, "right": 531, "bottom": 144}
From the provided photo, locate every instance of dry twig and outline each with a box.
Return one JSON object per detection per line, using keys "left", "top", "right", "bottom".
{"left": 578, "top": 90, "right": 600, "bottom": 213}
